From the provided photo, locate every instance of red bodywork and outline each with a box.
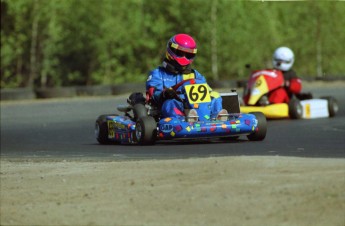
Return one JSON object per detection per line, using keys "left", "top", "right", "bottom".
{"left": 243, "top": 69, "right": 301, "bottom": 105}
{"left": 247, "top": 69, "right": 284, "bottom": 92}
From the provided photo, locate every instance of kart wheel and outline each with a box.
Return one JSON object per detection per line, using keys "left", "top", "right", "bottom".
{"left": 320, "top": 96, "right": 339, "bottom": 117}
{"left": 133, "top": 104, "right": 148, "bottom": 121}
{"left": 95, "top": 114, "right": 118, "bottom": 145}
{"left": 288, "top": 99, "right": 303, "bottom": 119}
{"left": 135, "top": 116, "right": 157, "bottom": 145}
{"left": 247, "top": 112, "right": 267, "bottom": 141}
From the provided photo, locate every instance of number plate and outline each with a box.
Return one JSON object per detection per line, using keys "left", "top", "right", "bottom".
{"left": 184, "top": 84, "right": 211, "bottom": 104}
{"left": 107, "top": 121, "right": 115, "bottom": 138}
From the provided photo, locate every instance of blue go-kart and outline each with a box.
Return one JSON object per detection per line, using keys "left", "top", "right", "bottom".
{"left": 95, "top": 82, "right": 267, "bottom": 145}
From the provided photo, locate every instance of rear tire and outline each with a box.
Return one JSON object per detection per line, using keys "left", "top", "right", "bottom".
{"left": 247, "top": 112, "right": 267, "bottom": 141}
{"left": 320, "top": 96, "right": 338, "bottom": 117}
{"left": 135, "top": 116, "right": 157, "bottom": 145}
{"left": 288, "top": 99, "right": 303, "bottom": 119}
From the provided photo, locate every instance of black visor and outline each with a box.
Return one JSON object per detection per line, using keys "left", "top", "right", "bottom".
{"left": 170, "top": 47, "right": 195, "bottom": 59}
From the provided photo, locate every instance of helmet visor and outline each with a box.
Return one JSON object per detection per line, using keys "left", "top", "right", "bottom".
{"left": 274, "top": 58, "right": 292, "bottom": 64}
{"left": 169, "top": 42, "right": 197, "bottom": 59}
{"left": 171, "top": 48, "right": 196, "bottom": 60}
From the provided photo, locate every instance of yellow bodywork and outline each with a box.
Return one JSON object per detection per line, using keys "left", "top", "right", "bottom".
{"left": 248, "top": 75, "right": 269, "bottom": 105}
{"left": 241, "top": 103, "right": 289, "bottom": 119}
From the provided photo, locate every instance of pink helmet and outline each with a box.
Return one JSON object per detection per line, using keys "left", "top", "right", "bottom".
{"left": 166, "top": 34, "right": 197, "bottom": 67}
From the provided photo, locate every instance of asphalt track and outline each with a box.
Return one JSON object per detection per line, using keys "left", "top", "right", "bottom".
{"left": 1, "top": 86, "right": 344, "bottom": 160}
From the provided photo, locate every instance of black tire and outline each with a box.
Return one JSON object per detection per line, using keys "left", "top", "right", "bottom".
{"left": 135, "top": 116, "right": 157, "bottom": 145}
{"left": 133, "top": 104, "right": 148, "bottom": 121}
{"left": 247, "top": 112, "right": 267, "bottom": 141}
{"left": 288, "top": 99, "right": 303, "bottom": 119}
{"left": 320, "top": 96, "right": 339, "bottom": 117}
{"left": 95, "top": 114, "right": 118, "bottom": 145}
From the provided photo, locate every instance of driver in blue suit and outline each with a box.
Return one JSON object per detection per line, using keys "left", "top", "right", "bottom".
{"left": 146, "top": 33, "right": 227, "bottom": 122}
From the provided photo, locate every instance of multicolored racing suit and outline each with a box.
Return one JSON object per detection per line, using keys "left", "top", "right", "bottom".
{"left": 146, "top": 66, "right": 223, "bottom": 120}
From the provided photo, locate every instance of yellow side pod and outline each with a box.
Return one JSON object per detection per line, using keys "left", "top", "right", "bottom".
{"left": 240, "top": 103, "right": 289, "bottom": 119}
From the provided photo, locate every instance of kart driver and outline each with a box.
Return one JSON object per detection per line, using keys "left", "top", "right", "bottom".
{"left": 146, "top": 33, "right": 228, "bottom": 122}
{"left": 270, "top": 46, "right": 311, "bottom": 103}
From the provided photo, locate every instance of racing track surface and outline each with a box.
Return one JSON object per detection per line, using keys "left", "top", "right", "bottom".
{"left": 1, "top": 86, "right": 345, "bottom": 159}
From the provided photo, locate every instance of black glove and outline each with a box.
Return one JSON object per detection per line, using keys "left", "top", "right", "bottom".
{"left": 295, "top": 92, "right": 313, "bottom": 100}
{"left": 127, "top": 92, "right": 146, "bottom": 105}
{"left": 162, "top": 88, "right": 176, "bottom": 100}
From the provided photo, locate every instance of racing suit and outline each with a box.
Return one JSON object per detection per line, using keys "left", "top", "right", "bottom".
{"left": 269, "top": 69, "right": 302, "bottom": 103}
{"left": 146, "top": 66, "right": 223, "bottom": 120}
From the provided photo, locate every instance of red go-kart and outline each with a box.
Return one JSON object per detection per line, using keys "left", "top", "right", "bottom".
{"left": 240, "top": 69, "right": 338, "bottom": 119}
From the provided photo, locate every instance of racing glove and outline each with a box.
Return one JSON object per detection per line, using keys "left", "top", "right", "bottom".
{"left": 162, "top": 88, "right": 177, "bottom": 100}
{"left": 287, "top": 78, "right": 302, "bottom": 94}
{"left": 295, "top": 92, "right": 313, "bottom": 100}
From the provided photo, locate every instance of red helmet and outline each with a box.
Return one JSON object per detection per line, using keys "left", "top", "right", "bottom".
{"left": 166, "top": 34, "right": 197, "bottom": 67}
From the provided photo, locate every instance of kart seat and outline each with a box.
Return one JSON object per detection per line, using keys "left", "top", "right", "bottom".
{"left": 220, "top": 92, "right": 241, "bottom": 114}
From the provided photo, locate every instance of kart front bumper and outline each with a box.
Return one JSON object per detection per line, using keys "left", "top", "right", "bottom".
{"left": 157, "top": 114, "right": 258, "bottom": 139}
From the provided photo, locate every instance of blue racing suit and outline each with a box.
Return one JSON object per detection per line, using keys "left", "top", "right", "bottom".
{"left": 146, "top": 66, "right": 223, "bottom": 121}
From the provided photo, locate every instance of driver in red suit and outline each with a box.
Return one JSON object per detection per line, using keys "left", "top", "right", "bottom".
{"left": 269, "top": 46, "right": 302, "bottom": 104}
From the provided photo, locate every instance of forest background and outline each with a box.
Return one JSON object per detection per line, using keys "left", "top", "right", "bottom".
{"left": 1, "top": 0, "right": 344, "bottom": 89}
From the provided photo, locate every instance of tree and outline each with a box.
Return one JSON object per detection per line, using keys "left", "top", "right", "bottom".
{"left": 1, "top": 0, "right": 344, "bottom": 89}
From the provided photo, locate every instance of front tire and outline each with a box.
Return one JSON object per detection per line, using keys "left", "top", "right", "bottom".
{"left": 135, "top": 116, "right": 157, "bottom": 145}
{"left": 288, "top": 99, "right": 303, "bottom": 119}
{"left": 133, "top": 104, "right": 148, "bottom": 121}
{"left": 247, "top": 112, "right": 267, "bottom": 141}
{"left": 95, "top": 114, "right": 118, "bottom": 144}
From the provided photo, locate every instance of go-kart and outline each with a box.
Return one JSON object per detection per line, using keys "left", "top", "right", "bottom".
{"left": 95, "top": 80, "right": 267, "bottom": 145}
{"left": 241, "top": 69, "right": 339, "bottom": 119}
